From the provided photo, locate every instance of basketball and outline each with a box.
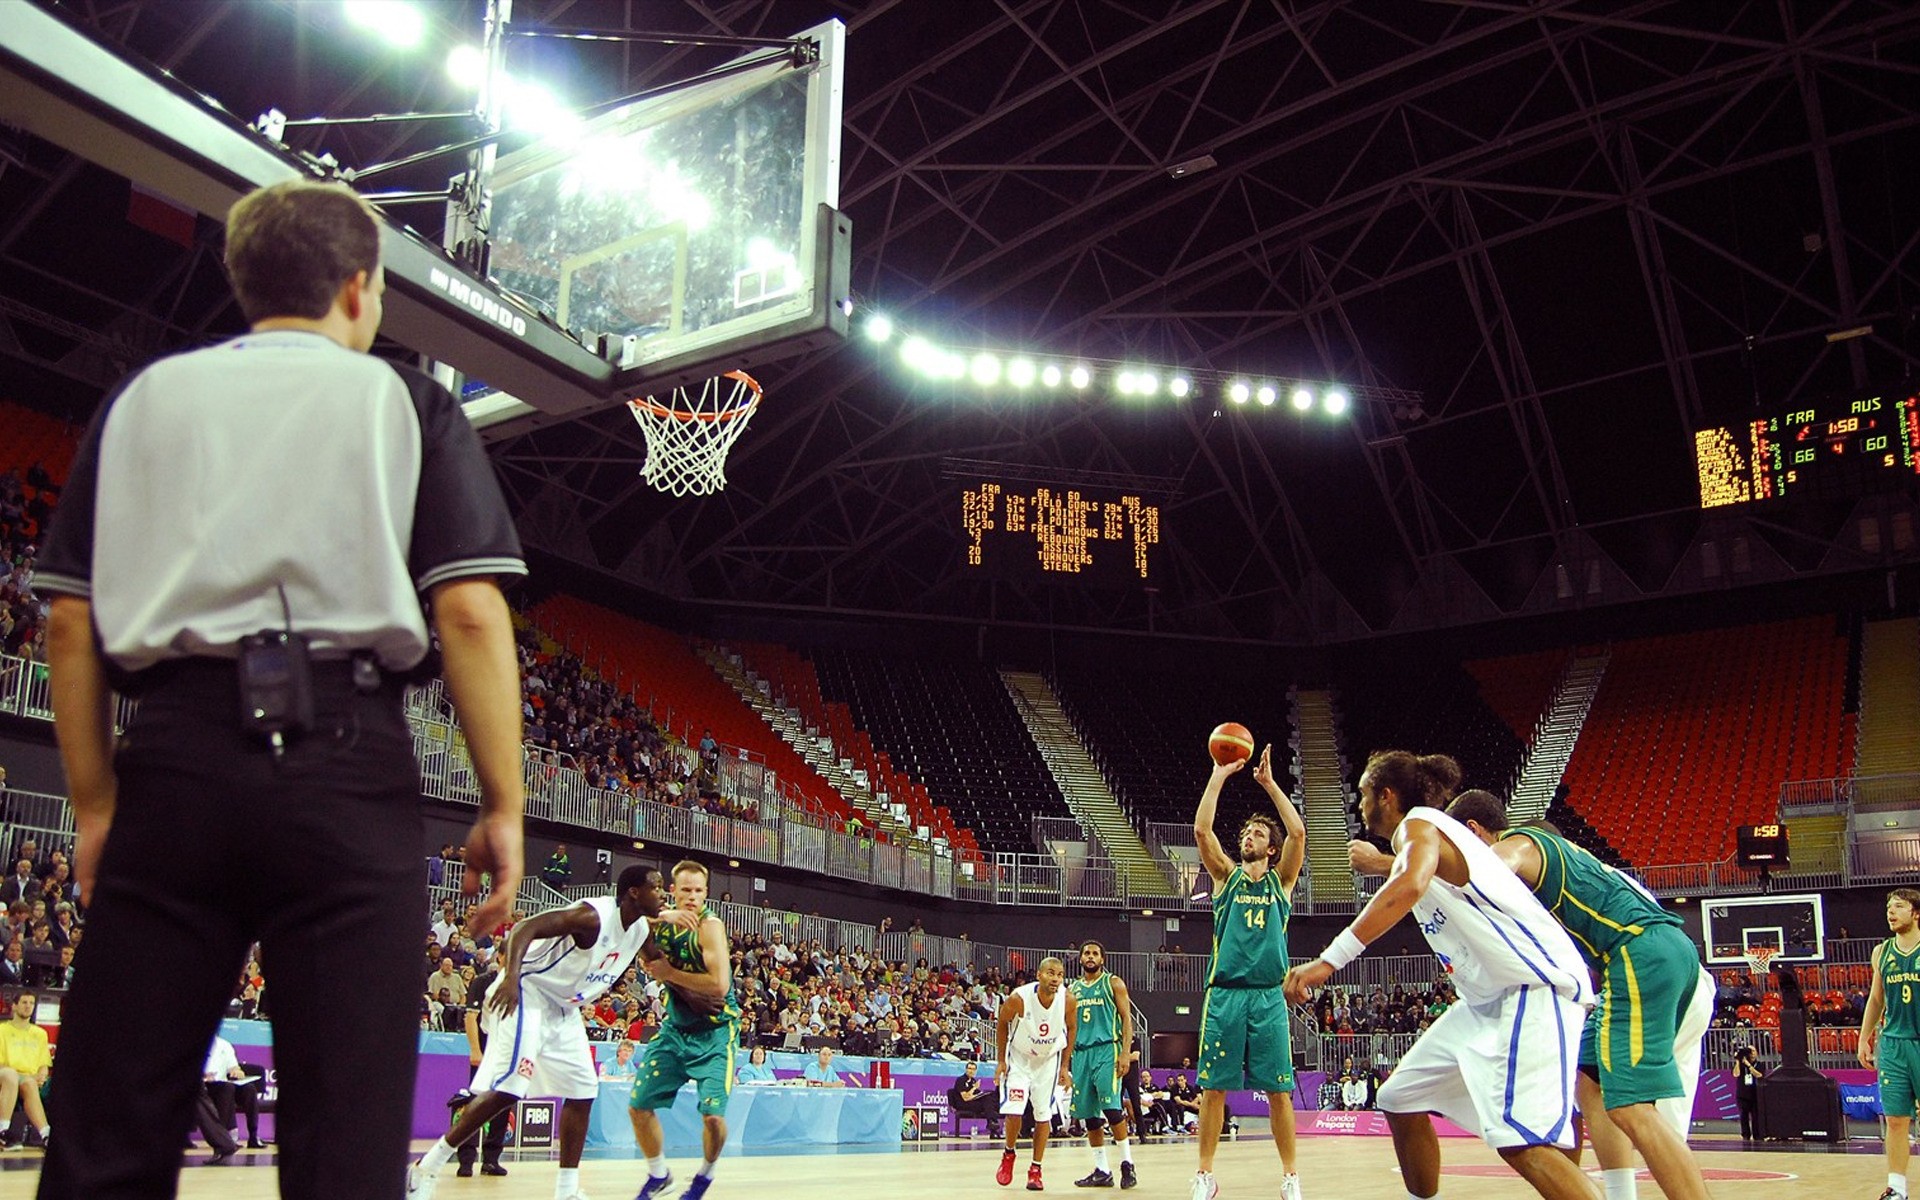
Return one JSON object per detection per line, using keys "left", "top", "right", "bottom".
{"left": 1208, "top": 721, "right": 1254, "bottom": 766}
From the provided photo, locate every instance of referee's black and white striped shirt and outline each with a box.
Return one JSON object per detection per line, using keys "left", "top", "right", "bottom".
{"left": 36, "top": 329, "right": 526, "bottom": 673}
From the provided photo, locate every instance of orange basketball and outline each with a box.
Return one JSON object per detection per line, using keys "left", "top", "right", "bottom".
{"left": 1208, "top": 722, "right": 1254, "bottom": 766}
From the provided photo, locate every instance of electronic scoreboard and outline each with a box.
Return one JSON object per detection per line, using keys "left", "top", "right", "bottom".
{"left": 959, "top": 480, "right": 1161, "bottom": 585}
{"left": 1694, "top": 389, "right": 1920, "bottom": 508}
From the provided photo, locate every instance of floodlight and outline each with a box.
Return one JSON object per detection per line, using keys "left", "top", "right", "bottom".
{"left": 1008, "top": 359, "right": 1037, "bottom": 387}
{"left": 504, "top": 79, "right": 583, "bottom": 144}
{"left": 1040, "top": 364, "right": 1063, "bottom": 388}
{"left": 1116, "top": 371, "right": 1137, "bottom": 395}
{"left": 943, "top": 352, "right": 967, "bottom": 379}
{"left": 1323, "top": 389, "right": 1349, "bottom": 415}
{"left": 1290, "top": 387, "right": 1314, "bottom": 411}
{"left": 345, "top": 0, "right": 424, "bottom": 48}
{"left": 1256, "top": 385, "right": 1277, "bottom": 407}
{"left": 446, "top": 45, "right": 487, "bottom": 89}
{"left": 900, "top": 335, "right": 933, "bottom": 371}
{"left": 864, "top": 314, "right": 894, "bottom": 343}
{"left": 1069, "top": 365, "right": 1092, "bottom": 389}
{"left": 970, "top": 354, "right": 1002, "bottom": 386}
{"left": 1170, "top": 376, "right": 1191, "bottom": 398}
{"left": 1228, "top": 381, "right": 1250, "bottom": 404}
{"left": 1138, "top": 372, "right": 1159, "bottom": 396}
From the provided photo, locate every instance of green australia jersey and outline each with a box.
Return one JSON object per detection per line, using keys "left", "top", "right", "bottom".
{"left": 1508, "top": 825, "right": 1679, "bottom": 974}
{"left": 1209, "top": 865, "right": 1290, "bottom": 988}
{"left": 653, "top": 904, "right": 740, "bottom": 1030}
{"left": 1070, "top": 972, "right": 1119, "bottom": 1047}
{"left": 1879, "top": 936, "right": 1920, "bottom": 1041}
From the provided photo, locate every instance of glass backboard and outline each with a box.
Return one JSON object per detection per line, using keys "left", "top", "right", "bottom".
{"left": 483, "top": 18, "right": 843, "bottom": 380}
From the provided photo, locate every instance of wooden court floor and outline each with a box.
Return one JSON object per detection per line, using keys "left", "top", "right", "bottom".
{"left": 0, "top": 1131, "right": 1874, "bottom": 1198}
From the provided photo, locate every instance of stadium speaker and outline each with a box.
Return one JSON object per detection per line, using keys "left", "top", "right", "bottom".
{"left": 1736, "top": 824, "right": 1789, "bottom": 869}
{"left": 1755, "top": 1067, "right": 1844, "bottom": 1141}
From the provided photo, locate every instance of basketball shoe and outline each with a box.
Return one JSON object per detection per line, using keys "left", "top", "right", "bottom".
{"left": 997, "top": 1150, "right": 1017, "bottom": 1186}
{"left": 636, "top": 1170, "right": 675, "bottom": 1200}
{"left": 1073, "top": 1168, "right": 1114, "bottom": 1187}
{"left": 1119, "top": 1162, "right": 1137, "bottom": 1190}
{"left": 1028, "top": 1163, "right": 1044, "bottom": 1191}
{"left": 1279, "top": 1173, "right": 1301, "bottom": 1200}
{"left": 404, "top": 1163, "right": 438, "bottom": 1200}
{"left": 681, "top": 1177, "right": 714, "bottom": 1200}
{"left": 1189, "top": 1171, "right": 1217, "bottom": 1200}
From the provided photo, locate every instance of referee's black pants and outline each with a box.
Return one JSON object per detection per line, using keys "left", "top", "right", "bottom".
{"left": 39, "top": 661, "right": 424, "bottom": 1200}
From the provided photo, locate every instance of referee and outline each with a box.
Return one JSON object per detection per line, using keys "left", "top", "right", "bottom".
{"left": 35, "top": 179, "right": 527, "bottom": 1199}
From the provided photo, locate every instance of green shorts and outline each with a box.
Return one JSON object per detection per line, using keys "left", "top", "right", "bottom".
{"left": 1880, "top": 1035, "right": 1920, "bottom": 1119}
{"left": 1070, "top": 1042, "right": 1122, "bottom": 1120}
{"left": 1198, "top": 985, "right": 1293, "bottom": 1094}
{"left": 1588, "top": 925, "right": 1701, "bottom": 1109}
{"left": 630, "top": 1020, "right": 739, "bottom": 1118}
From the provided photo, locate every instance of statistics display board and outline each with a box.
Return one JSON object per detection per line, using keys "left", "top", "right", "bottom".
{"left": 959, "top": 480, "right": 1161, "bottom": 585}
{"left": 1694, "top": 389, "right": 1920, "bottom": 508}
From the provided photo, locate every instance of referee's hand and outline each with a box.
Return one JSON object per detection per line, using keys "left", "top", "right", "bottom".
{"left": 464, "top": 812, "right": 524, "bottom": 935}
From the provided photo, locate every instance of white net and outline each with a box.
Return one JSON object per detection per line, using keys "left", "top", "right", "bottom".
{"left": 627, "top": 370, "right": 763, "bottom": 497}
{"left": 1744, "top": 945, "right": 1777, "bottom": 982}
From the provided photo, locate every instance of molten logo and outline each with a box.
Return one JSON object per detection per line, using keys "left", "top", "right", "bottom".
{"left": 517, "top": 1058, "right": 536, "bottom": 1079}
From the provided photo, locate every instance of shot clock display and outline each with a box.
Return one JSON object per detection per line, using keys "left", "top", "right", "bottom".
{"left": 959, "top": 480, "right": 1161, "bottom": 584}
{"left": 1694, "top": 389, "right": 1920, "bottom": 509}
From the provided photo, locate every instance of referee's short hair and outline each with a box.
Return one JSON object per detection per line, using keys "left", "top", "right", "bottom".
{"left": 224, "top": 180, "right": 381, "bottom": 324}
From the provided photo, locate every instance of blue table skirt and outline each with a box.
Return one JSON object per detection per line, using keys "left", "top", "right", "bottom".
{"left": 588, "top": 1082, "right": 904, "bottom": 1150}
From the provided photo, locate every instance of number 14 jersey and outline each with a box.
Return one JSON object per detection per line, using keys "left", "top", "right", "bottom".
{"left": 1208, "top": 865, "right": 1290, "bottom": 988}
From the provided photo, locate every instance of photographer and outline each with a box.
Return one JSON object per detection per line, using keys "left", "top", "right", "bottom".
{"left": 1734, "top": 1044, "right": 1763, "bottom": 1141}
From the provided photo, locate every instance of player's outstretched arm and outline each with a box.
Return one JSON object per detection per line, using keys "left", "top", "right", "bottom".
{"left": 1194, "top": 759, "right": 1247, "bottom": 884}
{"left": 1283, "top": 821, "right": 1441, "bottom": 1004}
{"left": 1860, "top": 941, "right": 1889, "bottom": 1068}
{"left": 1252, "top": 745, "right": 1307, "bottom": 893}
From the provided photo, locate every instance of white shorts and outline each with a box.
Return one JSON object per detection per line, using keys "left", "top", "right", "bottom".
{"left": 1377, "top": 984, "right": 1584, "bottom": 1150}
{"left": 471, "top": 989, "right": 598, "bottom": 1102}
{"left": 1655, "top": 967, "right": 1715, "bottom": 1138}
{"left": 1000, "top": 1055, "right": 1066, "bottom": 1122}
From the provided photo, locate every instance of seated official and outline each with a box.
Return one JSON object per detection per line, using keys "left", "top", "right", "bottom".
{"left": 801, "top": 1046, "right": 852, "bottom": 1087}
{"left": 202, "top": 1034, "right": 267, "bottom": 1149}
{"left": 600, "top": 1040, "right": 639, "bottom": 1081}
{"left": 946, "top": 1059, "right": 999, "bottom": 1135}
{"left": 735, "top": 1044, "right": 777, "bottom": 1085}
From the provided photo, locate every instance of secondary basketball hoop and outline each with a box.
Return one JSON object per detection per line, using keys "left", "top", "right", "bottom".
{"left": 628, "top": 370, "right": 764, "bottom": 497}
{"left": 1744, "top": 944, "right": 1777, "bottom": 982}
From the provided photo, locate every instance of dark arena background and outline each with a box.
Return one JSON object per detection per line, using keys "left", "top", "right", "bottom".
{"left": 1, "top": 2, "right": 1919, "bottom": 1197}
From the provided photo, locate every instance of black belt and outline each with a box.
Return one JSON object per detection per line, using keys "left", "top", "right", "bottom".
{"left": 117, "top": 653, "right": 400, "bottom": 697}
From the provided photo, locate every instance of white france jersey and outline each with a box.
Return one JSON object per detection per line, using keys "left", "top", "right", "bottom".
{"left": 1403, "top": 807, "right": 1592, "bottom": 1008}
{"left": 517, "top": 897, "right": 651, "bottom": 1009}
{"left": 1006, "top": 981, "right": 1069, "bottom": 1063}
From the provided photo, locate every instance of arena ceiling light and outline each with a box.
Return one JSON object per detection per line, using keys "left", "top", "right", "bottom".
{"left": 1040, "top": 364, "right": 1063, "bottom": 388}
{"left": 1007, "top": 358, "right": 1037, "bottom": 387}
{"left": 1290, "top": 387, "right": 1315, "bottom": 412}
{"left": 863, "top": 314, "right": 893, "bottom": 343}
{"left": 1323, "top": 389, "right": 1349, "bottom": 416}
{"left": 344, "top": 0, "right": 426, "bottom": 49}
{"left": 1169, "top": 376, "right": 1191, "bottom": 398}
{"left": 1257, "top": 385, "right": 1277, "bottom": 407}
{"left": 1069, "top": 365, "right": 1092, "bottom": 389}
{"left": 1228, "top": 380, "right": 1251, "bottom": 404}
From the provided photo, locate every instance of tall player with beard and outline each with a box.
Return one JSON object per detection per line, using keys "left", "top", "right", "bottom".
{"left": 1190, "top": 744, "right": 1307, "bottom": 1200}
{"left": 1069, "top": 939, "right": 1137, "bottom": 1189}
{"left": 1284, "top": 751, "right": 1595, "bottom": 1200}
{"left": 1863, "top": 888, "right": 1920, "bottom": 1200}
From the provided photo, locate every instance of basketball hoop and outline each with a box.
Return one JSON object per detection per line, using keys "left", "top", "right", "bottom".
{"left": 627, "top": 370, "right": 764, "bottom": 497}
{"left": 1744, "top": 945, "right": 1777, "bottom": 982}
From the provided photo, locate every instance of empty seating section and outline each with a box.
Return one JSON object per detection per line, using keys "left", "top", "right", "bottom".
{"left": 1464, "top": 649, "right": 1569, "bottom": 743}
{"left": 1336, "top": 657, "right": 1529, "bottom": 800}
{"left": 728, "top": 640, "right": 980, "bottom": 857}
{"left": 528, "top": 595, "right": 850, "bottom": 822}
{"left": 1556, "top": 617, "right": 1855, "bottom": 866}
{"left": 0, "top": 400, "right": 82, "bottom": 484}
{"left": 1047, "top": 665, "right": 1285, "bottom": 830}
{"left": 806, "top": 646, "right": 1060, "bottom": 857}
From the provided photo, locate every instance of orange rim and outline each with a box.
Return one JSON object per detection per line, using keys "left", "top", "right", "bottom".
{"left": 629, "top": 370, "right": 763, "bottom": 423}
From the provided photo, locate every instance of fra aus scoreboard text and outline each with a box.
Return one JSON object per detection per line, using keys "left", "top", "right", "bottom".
{"left": 1695, "top": 390, "right": 1920, "bottom": 508}
{"left": 960, "top": 481, "right": 1161, "bottom": 584}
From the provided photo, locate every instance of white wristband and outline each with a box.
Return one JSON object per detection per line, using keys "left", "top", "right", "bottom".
{"left": 1320, "top": 929, "right": 1367, "bottom": 971}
